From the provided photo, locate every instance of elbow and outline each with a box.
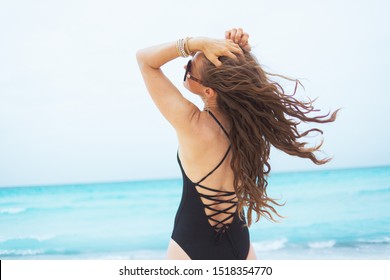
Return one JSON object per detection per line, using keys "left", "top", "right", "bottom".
{"left": 136, "top": 49, "right": 158, "bottom": 70}
{"left": 136, "top": 49, "right": 145, "bottom": 66}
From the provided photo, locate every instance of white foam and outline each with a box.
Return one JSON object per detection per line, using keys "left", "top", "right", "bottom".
{"left": 0, "top": 208, "right": 26, "bottom": 214}
{"left": 308, "top": 240, "right": 336, "bottom": 249}
{"left": 32, "top": 235, "right": 56, "bottom": 242}
{"left": 0, "top": 235, "right": 56, "bottom": 243}
{"left": 252, "top": 238, "right": 288, "bottom": 251}
{"left": 0, "top": 249, "right": 44, "bottom": 256}
{"left": 357, "top": 237, "right": 390, "bottom": 244}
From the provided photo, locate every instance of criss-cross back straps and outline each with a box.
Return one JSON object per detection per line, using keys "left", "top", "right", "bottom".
{"left": 196, "top": 183, "right": 238, "bottom": 231}
{"left": 195, "top": 110, "right": 238, "bottom": 232}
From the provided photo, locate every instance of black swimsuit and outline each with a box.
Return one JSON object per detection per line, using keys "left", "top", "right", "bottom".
{"left": 171, "top": 111, "right": 250, "bottom": 260}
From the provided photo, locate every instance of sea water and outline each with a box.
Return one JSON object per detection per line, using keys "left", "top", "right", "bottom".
{"left": 1, "top": 166, "right": 389, "bottom": 259}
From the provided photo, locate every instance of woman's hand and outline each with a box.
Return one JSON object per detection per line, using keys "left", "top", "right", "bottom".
{"left": 225, "top": 28, "right": 251, "bottom": 52}
{"left": 190, "top": 37, "right": 243, "bottom": 67}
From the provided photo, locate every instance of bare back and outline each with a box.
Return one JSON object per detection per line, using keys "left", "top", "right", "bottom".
{"left": 176, "top": 110, "right": 236, "bottom": 227}
{"left": 177, "top": 110, "right": 234, "bottom": 192}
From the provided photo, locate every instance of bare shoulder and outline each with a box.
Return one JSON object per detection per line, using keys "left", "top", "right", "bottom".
{"left": 176, "top": 110, "right": 217, "bottom": 159}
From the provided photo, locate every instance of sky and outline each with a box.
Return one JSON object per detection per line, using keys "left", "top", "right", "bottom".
{"left": 0, "top": 0, "right": 389, "bottom": 187}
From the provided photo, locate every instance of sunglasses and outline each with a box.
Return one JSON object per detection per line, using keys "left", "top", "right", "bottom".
{"left": 184, "top": 60, "right": 203, "bottom": 84}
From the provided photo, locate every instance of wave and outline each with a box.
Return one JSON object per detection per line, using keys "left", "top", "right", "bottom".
{"left": 252, "top": 238, "right": 288, "bottom": 251}
{"left": 308, "top": 240, "right": 336, "bottom": 249}
{"left": 0, "top": 249, "right": 81, "bottom": 258}
{"left": 0, "top": 235, "right": 57, "bottom": 244}
{"left": 0, "top": 249, "right": 45, "bottom": 257}
{"left": 357, "top": 237, "right": 390, "bottom": 244}
{"left": 0, "top": 208, "right": 26, "bottom": 214}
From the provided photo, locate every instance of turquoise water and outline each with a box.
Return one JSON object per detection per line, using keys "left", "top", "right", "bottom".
{"left": 1, "top": 166, "right": 389, "bottom": 259}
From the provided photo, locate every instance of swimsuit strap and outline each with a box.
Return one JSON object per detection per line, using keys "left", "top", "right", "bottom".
{"left": 196, "top": 184, "right": 237, "bottom": 231}
{"left": 196, "top": 110, "right": 231, "bottom": 185}
{"left": 207, "top": 110, "right": 230, "bottom": 138}
{"left": 196, "top": 146, "right": 231, "bottom": 185}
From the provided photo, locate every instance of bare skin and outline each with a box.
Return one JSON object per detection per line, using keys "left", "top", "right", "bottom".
{"left": 137, "top": 28, "right": 257, "bottom": 260}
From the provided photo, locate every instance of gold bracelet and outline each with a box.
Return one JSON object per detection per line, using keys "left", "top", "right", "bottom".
{"left": 176, "top": 39, "right": 182, "bottom": 57}
{"left": 177, "top": 38, "right": 188, "bottom": 57}
{"left": 184, "top": 37, "right": 192, "bottom": 56}
{"left": 176, "top": 38, "right": 190, "bottom": 57}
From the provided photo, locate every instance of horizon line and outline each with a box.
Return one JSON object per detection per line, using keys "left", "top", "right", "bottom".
{"left": 1, "top": 164, "right": 389, "bottom": 189}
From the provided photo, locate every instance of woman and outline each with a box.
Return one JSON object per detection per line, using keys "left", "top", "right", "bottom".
{"left": 136, "top": 28, "right": 338, "bottom": 260}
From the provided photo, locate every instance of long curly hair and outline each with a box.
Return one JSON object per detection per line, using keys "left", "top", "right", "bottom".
{"left": 199, "top": 51, "right": 340, "bottom": 226}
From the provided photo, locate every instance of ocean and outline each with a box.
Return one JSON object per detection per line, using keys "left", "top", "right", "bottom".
{"left": 1, "top": 166, "right": 389, "bottom": 260}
